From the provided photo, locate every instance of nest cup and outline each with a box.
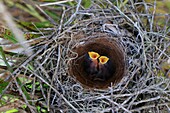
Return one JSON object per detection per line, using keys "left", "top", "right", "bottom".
{"left": 69, "top": 33, "right": 126, "bottom": 89}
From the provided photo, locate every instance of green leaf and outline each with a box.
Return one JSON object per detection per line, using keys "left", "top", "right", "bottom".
{"left": 27, "top": 63, "right": 34, "bottom": 71}
{"left": 18, "top": 77, "right": 31, "bottom": 84}
{"left": 15, "top": 77, "right": 31, "bottom": 100}
{"left": 37, "top": 106, "right": 41, "bottom": 113}
{"left": 4, "top": 34, "right": 18, "bottom": 43}
{"left": 0, "top": 47, "right": 13, "bottom": 72}
{"left": 21, "top": 104, "right": 27, "bottom": 109}
{"left": 82, "top": 0, "right": 91, "bottom": 8}
{"left": 5, "top": 109, "right": 18, "bottom": 113}
{"left": 19, "top": 21, "right": 52, "bottom": 30}
{"left": 0, "top": 79, "right": 9, "bottom": 94}
{"left": 0, "top": 29, "right": 18, "bottom": 43}
{"left": 45, "top": 10, "right": 60, "bottom": 21}
{"left": 41, "top": 108, "right": 47, "bottom": 113}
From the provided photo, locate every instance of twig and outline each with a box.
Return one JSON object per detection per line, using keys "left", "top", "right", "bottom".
{"left": 64, "top": 0, "right": 82, "bottom": 26}
{"left": 40, "top": 0, "right": 74, "bottom": 7}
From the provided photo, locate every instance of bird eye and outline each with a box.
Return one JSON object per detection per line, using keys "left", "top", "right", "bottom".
{"left": 99, "top": 56, "right": 109, "bottom": 64}
{"left": 88, "top": 51, "right": 100, "bottom": 60}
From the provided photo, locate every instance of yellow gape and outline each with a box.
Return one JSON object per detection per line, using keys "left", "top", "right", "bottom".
{"left": 88, "top": 51, "right": 100, "bottom": 60}
{"left": 99, "top": 56, "right": 109, "bottom": 64}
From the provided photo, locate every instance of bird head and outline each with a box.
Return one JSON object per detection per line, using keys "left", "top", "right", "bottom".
{"left": 99, "top": 56, "right": 109, "bottom": 65}
{"left": 88, "top": 51, "right": 100, "bottom": 60}
{"left": 87, "top": 51, "right": 100, "bottom": 73}
{"left": 97, "top": 56, "right": 110, "bottom": 81}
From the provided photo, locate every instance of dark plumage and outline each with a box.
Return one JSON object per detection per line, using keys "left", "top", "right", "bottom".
{"left": 84, "top": 51, "right": 110, "bottom": 81}
{"left": 96, "top": 59, "right": 112, "bottom": 81}
{"left": 84, "top": 51, "right": 100, "bottom": 75}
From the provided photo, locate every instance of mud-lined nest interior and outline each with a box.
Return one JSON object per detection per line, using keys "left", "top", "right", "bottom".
{"left": 69, "top": 33, "right": 125, "bottom": 89}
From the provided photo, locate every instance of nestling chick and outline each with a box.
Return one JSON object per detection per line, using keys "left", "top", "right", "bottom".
{"left": 96, "top": 56, "right": 110, "bottom": 81}
{"left": 84, "top": 51, "right": 110, "bottom": 81}
{"left": 85, "top": 51, "right": 100, "bottom": 74}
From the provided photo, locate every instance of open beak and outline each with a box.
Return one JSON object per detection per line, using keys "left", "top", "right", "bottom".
{"left": 88, "top": 51, "right": 100, "bottom": 60}
{"left": 98, "top": 56, "right": 109, "bottom": 73}
{"left": 99, "top": 56, "right": 109, "bottom": 65}
{"left": 88, "top": 51, "right": 109, "bottom": 75}
{"left": 88, "top": 51, "right": 100, "bottom": 69}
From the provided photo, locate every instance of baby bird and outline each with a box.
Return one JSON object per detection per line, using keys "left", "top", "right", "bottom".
{"left": 85, "top": 51, "right": 110, "bottom": 81}
{"left": 97, "top": 56, "right": 110, "bottom": 81}
{"left": 86, "top": 51, "right": 100, "bottom": 74}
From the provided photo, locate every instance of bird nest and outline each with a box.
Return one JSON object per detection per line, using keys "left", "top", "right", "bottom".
{"left": 3, "top": 1, "right": 170, "bottom": 112}
{"left": 69, "top": 32, "right": 125, "bottom": 89}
